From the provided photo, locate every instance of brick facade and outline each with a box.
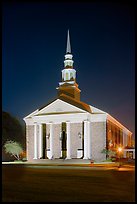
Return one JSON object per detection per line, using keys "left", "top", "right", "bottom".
{"left": 26, "top": 125, "right": 34, "bottom": 161}
{"left": 70, "top": 123, "right": 82, "bottom": 158}
{"left": 53, "top": 123, "right": 62, "bottom": 158}
{"left": 26, "top": 121, "right": 107, "bottom": 161}
{"left": 91, "top": 122, "right": 106, "bottom": 162}
{"left": 25, "top": 114, "right": 131, "bottom": 162}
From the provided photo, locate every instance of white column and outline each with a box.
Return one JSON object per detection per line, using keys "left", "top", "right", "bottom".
{"left": 123, "top": 129, "right": 128, "bottom": 147}
{"left": 34, "top": 123, "right": 38, "bottom": 159}
{"left": 66, "top": 121, "right": 71, "bottom": 159}
{"left": 39, "top": 124, "right": 43, "bottom": 159}
{"left": 83, "top": 121, "right": 88, "bottom": 159}
{"left": 87, "top": 121, "right": 91, "bottom": 159}
{"left": 49, "top": 123, "right": 54, "bottom": 159}
{"left": 133, "top": 150, "right": 135, "bottom": 159}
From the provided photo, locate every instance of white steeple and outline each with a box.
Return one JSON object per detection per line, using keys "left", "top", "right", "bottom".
{"left": 66, "top": 29, "right": 71, "bottom": 54}
{"left": 64, "top": 29, "right": 74, "bottom": 69}
{"left": 57, "top": 30, "right": 81, "bottom": 101}
{"left": 60, "top": 30, "right": 76, "bottom": 82}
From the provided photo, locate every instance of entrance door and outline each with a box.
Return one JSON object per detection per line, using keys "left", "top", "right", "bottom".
{"left": 43, "top": 124, "right": 48, "bottom": 159}
{"left": 61, "top": 123, "right": 67, "bottom": 159}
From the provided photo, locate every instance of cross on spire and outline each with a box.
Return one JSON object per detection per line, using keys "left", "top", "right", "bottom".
{"left": 66, "top": 29, "right": 71, "bottom": 54}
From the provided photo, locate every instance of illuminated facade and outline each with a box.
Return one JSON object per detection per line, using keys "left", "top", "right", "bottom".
{"left": 24, "top": 30, "right": 133, "bottom": 162}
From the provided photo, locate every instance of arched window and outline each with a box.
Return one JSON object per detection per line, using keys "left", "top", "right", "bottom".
{"left": 70, "top": 72, "right": 73, "bottom": 80}
{"left": 62, "top": 72, "right": 64, "bottom": 81}
{"left": 66, "top": 72, "right": 69, "bottom": 80}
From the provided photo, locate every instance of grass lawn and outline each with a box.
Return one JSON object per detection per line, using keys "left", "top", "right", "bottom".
{"left": 2, "top": 164, "right": 135, "bottom": 202}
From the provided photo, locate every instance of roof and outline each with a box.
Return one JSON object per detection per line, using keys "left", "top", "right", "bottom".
{"left": 39, "top": 94, "right": 92, "bottom": 114}
{"left": 59, "top": 94, "right": 92, "bottom": 113}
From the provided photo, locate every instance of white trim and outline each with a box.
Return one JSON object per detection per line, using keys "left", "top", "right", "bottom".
{"left": 90, "top": 113, "right": 107, "bottom": 122}
{"left": 33, "top": 112, "right": 88, "bottom": 124}
{"left": 35, "top": 99, "right": 86, "bottom": 115}
{"left": 24, "top": 109, "right": 39, "bottom": 120}
{"left": 107, "top": 114, "right": 132, "bottom": 134}
{"left": 65, "top": 54, "right": 73, "bottom": 59}
{"left": 59, "top": 81, "right": 75, "bottom": 86}
{"left": 89, "top": 105, "right": 106, "bottom": 114}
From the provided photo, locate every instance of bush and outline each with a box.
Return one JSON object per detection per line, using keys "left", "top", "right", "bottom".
{"left": 4, "top": 140, "right": 23, "bottom": 160}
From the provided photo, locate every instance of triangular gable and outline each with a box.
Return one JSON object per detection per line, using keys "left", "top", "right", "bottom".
{"left": 34, "top": 99, "right": 86, "bottom": 116}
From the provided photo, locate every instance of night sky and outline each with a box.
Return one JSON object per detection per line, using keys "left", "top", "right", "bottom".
{"left": 2, "top": 1, "right": 135, "bottom": 138}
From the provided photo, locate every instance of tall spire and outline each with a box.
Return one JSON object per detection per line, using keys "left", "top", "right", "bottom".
{"left": 57, "top": 30, "right": 81, "bottom": 101}
{"left": 64, "top": 29, "right": 74, "bottom": 69}
{"left": 66, "top": 29, "right": 71, "bottom": 54}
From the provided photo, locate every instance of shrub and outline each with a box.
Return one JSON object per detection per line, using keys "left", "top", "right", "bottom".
{"left": 4, "top": 140, "right": 23, "bottom": 160}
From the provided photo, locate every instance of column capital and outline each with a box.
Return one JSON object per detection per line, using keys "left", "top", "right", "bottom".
{"left": 38, "top": 123, "right": 42, "bottom": 126}
{"left": 46, "top": 122, "right": 53, "bottom": 124}
{"left": 66, "top": 121, "right": 71, "bottom": 124}
{"left": 84, "top": 120, "right": 90, "bottom": 123}
{"left": 54, "top": 122, "right": 62, "bottom": 125}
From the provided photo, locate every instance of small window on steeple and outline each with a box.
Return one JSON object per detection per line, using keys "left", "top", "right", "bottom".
{"left": 66, "top": 72, "right": 69, "bottom": 80}
{"left": 70, "top": 72, "right": 73, "bottom": 80}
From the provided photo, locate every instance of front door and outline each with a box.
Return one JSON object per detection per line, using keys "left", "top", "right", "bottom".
{"left": 61, "top": 122, "right": 67, "bottom": 159}
{"left": 62, "top": 130, "right": 67, "bottom": 158}
{"left": 43, "top": 124, "right": 48, "bottom": 159}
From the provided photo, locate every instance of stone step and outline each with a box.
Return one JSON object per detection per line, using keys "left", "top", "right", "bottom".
{"left": 30, "top": 159, "right": 91, "bottom": 164}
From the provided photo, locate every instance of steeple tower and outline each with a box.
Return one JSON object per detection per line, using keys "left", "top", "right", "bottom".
{"left": 57, "top": 30, "right": 81, "bottom": 101}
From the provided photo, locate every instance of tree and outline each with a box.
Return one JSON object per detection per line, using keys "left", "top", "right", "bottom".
{"left": 2, "top": 111, "right": 25, "bottom": 161}
{"left": 101, "top": 148, "right": 116, "bottom": 160}
{"left": 2, "top": 111, "right": 25, "bottom": 145}
{"left": 4, "top": 140, "right": 23, "bottom": 160}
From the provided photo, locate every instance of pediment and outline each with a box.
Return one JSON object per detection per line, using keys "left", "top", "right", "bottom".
{"left": 34, "top": 99, "right": 86, "bottom": 116}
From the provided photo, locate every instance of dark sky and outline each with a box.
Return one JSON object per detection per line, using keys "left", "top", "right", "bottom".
{"left": 2, "top": 1, "right": 135, "bottom": 138}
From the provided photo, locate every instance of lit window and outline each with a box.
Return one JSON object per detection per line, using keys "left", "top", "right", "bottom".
{"left": 66, "top": 72, "right": 69, "bottom": 80}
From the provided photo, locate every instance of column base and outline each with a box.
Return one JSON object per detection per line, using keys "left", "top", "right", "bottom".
{"left": 65, "top": 157, "right": 71, "bottom": 159}
{"left": 83, "top": 157, "right": 88, "bottom": 159}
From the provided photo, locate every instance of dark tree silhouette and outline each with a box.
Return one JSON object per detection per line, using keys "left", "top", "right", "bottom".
{"left": 2, "top": 111, "right": 25, "bottom": 161}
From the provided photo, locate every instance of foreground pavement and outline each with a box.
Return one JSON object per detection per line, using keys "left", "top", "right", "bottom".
{"left": 2, "top": 159, "right": 135, "bottom": 172}
{"left": 2, "top": 163, "right": 135, "bottom": 202}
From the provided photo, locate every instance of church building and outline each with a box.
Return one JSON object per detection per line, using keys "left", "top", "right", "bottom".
{"left": 24, "top": 30, "right": 133, "bottom": 162}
